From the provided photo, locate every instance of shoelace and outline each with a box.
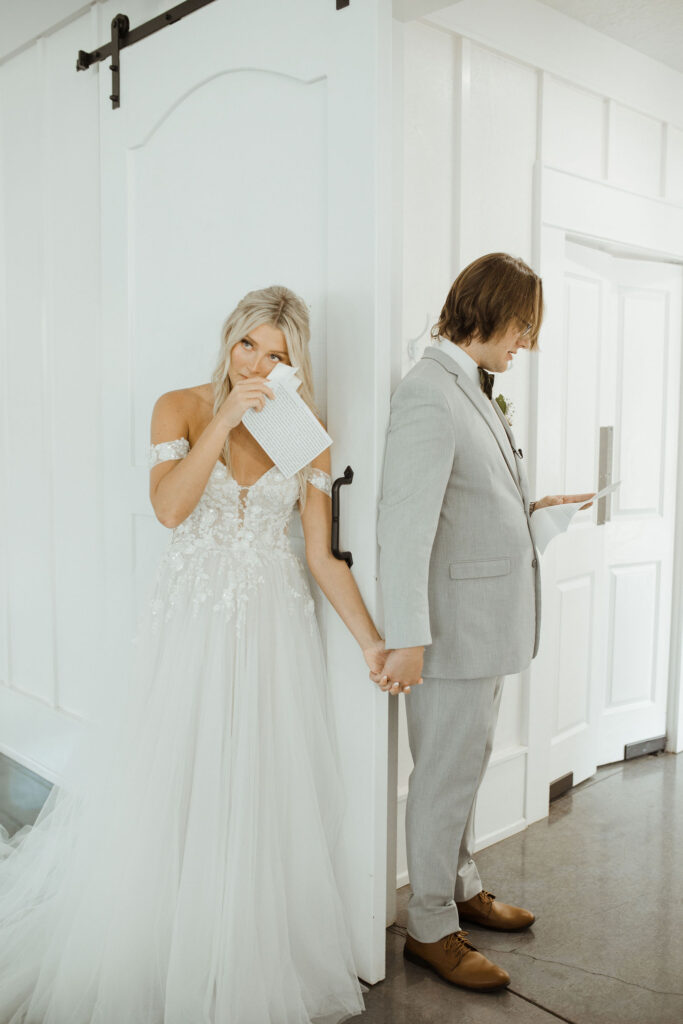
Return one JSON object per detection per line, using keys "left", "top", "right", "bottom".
{"left": 442, "top": 930, "right": 475, "bottom": 965}
{"left": 479, "top": 890, "right": 496, "bottom": 906}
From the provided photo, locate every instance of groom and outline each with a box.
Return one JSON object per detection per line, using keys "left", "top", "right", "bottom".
{"left": 377, "top": 253, "right": 557, "bottom": 992}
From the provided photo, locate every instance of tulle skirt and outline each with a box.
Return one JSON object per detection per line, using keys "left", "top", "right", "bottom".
{"left": 0, "top": 549, "right": 365, "bottom": 1024}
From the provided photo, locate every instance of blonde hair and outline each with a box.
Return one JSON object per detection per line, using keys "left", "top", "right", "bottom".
{"left": 212, "top": 285, "right": 320, "bottom": 508}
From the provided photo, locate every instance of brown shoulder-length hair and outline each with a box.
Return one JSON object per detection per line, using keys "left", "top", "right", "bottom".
{"left": 433, "top": 253, "right": 544, "bottom": 349}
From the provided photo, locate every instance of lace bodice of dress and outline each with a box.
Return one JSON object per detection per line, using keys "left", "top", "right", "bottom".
{"left": 148, "top": 438, "right": 332, "bottom": 628}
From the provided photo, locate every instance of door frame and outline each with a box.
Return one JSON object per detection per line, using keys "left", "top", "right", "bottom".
{"left": 528, "top": 164, "right": 683, "bottom": 827}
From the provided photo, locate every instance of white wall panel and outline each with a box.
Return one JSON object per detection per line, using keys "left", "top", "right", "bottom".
{"left": 0, "top": 0, "right": 97, "bottom": 62}
{"left": 401, "top": 20, "right": 455, "bottom": 371}
{"left": 474, "top": 751, "right": 526, "bottom": 847}
{"left": 608, "top": 103, "right": 663, "bottom": 197}
{"left": 0, "top": 686, "right": 83, "bottom": 783}
{"left": 460, "top": 44, "right": 537, "bottom": 457}
{"left": 461, "top": 45, "right": 537, "bottom": 266}
{"left": 616, "top": 288, "right": 667, "bottom": 515}
{"left": 543, "top": 76, "right": 605, "bottom": 179}
{"left": 0, "top": 44, "right": 56, "bottom": 704}
{"left": 428, "top": 0, "right": 683, "bottom": 129}
{"left": 493, "top": 673, "right": 524, "bottom": 751}
{"left": 555, "top": 575, "right": 592, "bottom": 736}
{"left": 608, "top": 563, "right": 658, "bottom": 707}
{"left": 664, "top": 124, "right": 683, "bottom": 204}
{"left": 43, "top": 15, "right": 103, "bottom": 720}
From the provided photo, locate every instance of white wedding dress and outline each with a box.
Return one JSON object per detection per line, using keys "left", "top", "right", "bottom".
{"left": 0, "top": 439, "right": 365, "bottom": 1024}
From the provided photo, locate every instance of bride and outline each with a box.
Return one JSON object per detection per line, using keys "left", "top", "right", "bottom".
{"left": 0, "top": 285, "right": 402, "bottom": 1024}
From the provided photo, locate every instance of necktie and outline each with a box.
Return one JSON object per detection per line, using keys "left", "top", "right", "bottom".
{"left": 478, "top": 367, "right": 494, "bottom": 400}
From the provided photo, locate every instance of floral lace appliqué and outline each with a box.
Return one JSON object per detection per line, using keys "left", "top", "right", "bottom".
{"left": 148, "top": 438, "right": 190, "bottom": 467}
{"left": 308, "top": 468, "right": 332, "bottom": 496}
{"left": 148, "top": 440, "right": 317, "bottom": 637}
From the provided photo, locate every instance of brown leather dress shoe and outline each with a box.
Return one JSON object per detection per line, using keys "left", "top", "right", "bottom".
{"left": 456, "top": 890, "right": 535, "bottom": 931}
{"left": 404, "top": 930, "right": 510, "bottom": 991}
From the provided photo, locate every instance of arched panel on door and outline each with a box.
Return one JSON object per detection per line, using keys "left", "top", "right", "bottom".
{"left": 129, "top": 70, "right": 328, "bottom": 465}
{"left": 125, "top": 71, "right": 328, "bottom": 614}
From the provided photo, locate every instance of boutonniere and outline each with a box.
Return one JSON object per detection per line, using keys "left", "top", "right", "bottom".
{"left": 495, "top": 393, "right": 515, "bottom": 427}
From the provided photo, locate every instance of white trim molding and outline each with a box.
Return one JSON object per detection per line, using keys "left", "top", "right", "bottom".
{"left": 426, "top": 0, "right": 683, "bottom": 129}
{"left": 542, "top": 166, "right": 683, "bottom": 262}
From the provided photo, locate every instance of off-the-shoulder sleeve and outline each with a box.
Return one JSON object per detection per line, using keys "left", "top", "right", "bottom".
{"left": 148, "top": 438, "right": 190, "bottom": 468}
{"left": 307, "top": 467, "right": 332, "bottom": 497}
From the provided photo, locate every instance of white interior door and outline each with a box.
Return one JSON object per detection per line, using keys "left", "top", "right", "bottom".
{"left": 534, "top": 238, "right": 608, "bottom": 790}
{"left": 536, "top": 236, "right": 682, "bottom": 792}
{"left": 596, "top": 254, "right": 682, "bottom": 764}
{"left": 98, "top": 0, "right": 391, "bottom": 982}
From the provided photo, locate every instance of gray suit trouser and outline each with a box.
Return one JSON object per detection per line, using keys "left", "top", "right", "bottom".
{"left": 404, "top": 675, "right": 504, "bottom": 942}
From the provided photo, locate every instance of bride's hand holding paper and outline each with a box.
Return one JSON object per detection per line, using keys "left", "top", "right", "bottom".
{"left": 218, "top": 373, "right": 275, "bottom": 428}
{"left": 241, "top": 362, "right": 332, "bottom": 478}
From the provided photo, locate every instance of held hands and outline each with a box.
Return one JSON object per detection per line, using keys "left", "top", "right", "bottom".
{"left": 218, "top": 375, "right": 275, "bottom": 430}
{"left": 364, "top": 644, "right": 424, "bottom": 696}
{"left": 363, "top": 640, "right": 410, "bottom": 696}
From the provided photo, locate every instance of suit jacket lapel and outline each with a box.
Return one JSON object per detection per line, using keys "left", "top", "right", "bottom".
{"left": 490, "top": 396, "right": 530, "bottom": 506}
{"left": 422, "top": 349, "right": 525, "bottom": 501}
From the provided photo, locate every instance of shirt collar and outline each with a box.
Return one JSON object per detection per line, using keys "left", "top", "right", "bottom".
{"left": 429, "top": 335, "right": 482, "bottom": 388}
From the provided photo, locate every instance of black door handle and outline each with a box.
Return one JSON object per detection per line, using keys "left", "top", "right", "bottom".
{"left": 331, "top": 466, "right": 354, "bottom": 567}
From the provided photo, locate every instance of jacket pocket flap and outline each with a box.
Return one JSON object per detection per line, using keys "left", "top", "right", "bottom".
{"left": 449, "top": 558, "right": 511, "bottom": 580}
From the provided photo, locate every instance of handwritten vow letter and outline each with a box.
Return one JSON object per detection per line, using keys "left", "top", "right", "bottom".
{"left": 242, "top": 363, "right": 332, "bottom": 478}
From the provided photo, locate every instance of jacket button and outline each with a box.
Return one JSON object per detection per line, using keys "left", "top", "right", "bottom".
{"left": 531, "top": 558, "right": 538, "bottom": 568}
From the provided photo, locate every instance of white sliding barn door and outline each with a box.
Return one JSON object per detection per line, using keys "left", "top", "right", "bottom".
{"left": 536, "top": 237, "right": 682, "bottom": 791}
{"left": 97, "top": 0, "right": 391, "bottom": 982}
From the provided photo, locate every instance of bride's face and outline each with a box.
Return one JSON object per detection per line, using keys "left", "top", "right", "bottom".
{"left": 229, "top": 323, "right": 291, "bottom": 385}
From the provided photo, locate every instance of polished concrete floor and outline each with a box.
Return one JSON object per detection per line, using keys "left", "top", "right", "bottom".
{"left": 365, "top": 752, "right": 683, "bottom": 1024}
{"left": 1, "top": 751, "right": 681, "bottom": 1023}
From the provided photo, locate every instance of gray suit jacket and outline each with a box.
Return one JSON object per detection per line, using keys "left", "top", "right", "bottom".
{"left": 377, "top": 347, "right": 541, "bottom": 680}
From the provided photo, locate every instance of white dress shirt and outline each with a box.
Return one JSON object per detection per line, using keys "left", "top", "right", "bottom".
{"left": 429, "top": 335, "right": 482, "bottom": 388}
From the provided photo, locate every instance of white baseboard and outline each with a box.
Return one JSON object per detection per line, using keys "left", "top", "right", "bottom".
{"left": 0, "top": 685, "right": 83, "bottom": 783}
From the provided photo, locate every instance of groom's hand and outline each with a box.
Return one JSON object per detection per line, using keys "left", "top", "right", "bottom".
{"left": 370, "top": 646, "right": 424, "bottom": 696}
{"left": 533, "top": 492, "right": 595, "bottom": 512}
